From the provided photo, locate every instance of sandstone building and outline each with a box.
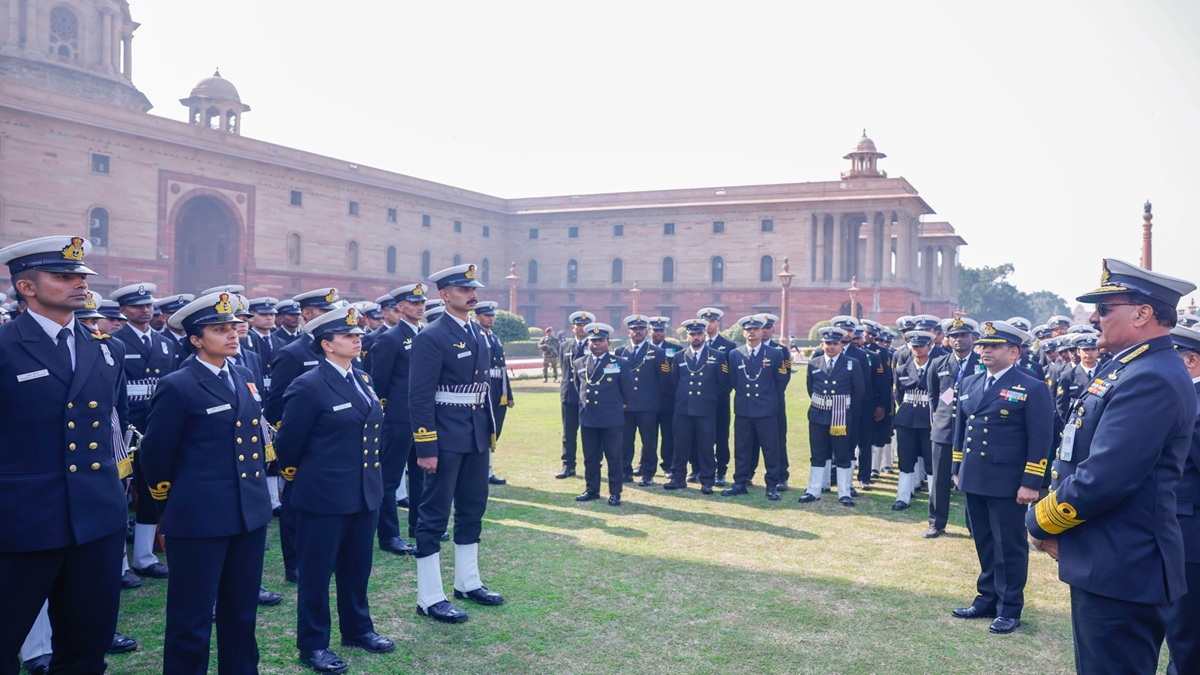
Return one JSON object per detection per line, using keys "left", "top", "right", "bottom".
{"left": 0, "top": 0, "right": 965, "bottom": 335}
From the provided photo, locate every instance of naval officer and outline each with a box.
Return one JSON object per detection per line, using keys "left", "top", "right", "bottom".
{"left": 555, "top": 311, "right": 593, "bottom": 479}
{"left": 573, "top": 322, "right": 634, "bottom": 505}
{"left": 617, "top": 314, "right": 669, "bottom": 486}
{"left": 663, "top": 319, "right": 729, "bottom": 493}
{"left": 1166, "top": 325, "right": 1200, "bottom": 675}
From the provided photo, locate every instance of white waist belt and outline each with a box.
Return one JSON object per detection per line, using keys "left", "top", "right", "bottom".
{"left": 434, "top": 391, "right": 488, "bottom": 405}
{"left": 903, "top": 392, "right": 931, "bottom": 404}
{"left": 488, "top": 367, "right": 505, "bottom": 378}
{"left": 811, "top": 395, "right": 851, "bottom": 410}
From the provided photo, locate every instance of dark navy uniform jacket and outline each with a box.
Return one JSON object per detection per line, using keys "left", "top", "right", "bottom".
{"left": 0, "top": 313, "right": 128, "bottom": 551}
{"left": 275, "top": 360, "right": 384, "bottom": 515}
{"left": 806, "top": 353, "right": 865, "bottom": 429}
{"left": 559, "top": 338, "right": 588, "bottom": 405}
{"left": 359, "top": 324, "right": 387, "bottom": 372}
{"left": 1053, "top": 362, "right": 1096, "bottom": 425}
{"left": 1181, "top": 380, "right": 1200, "bottom": 564}
{"left": 140, "top": 358, "right": 272, "bottom": 538}
{"left": 1027, "top": 336, "right": 1197, "bottom": 604}
{"left": 728, "top": 344, "right": 788, "bottom": 418}
{"left": 264, "top": 334, "right": 321, "bottom": 425}
{"left": 249, "top": 331, "right": 274, "bottom": 388}
{"left": 369, "top": 321, "right": 418, "bottom": 429}
{"left": 847, "top": 343, "right": 887, "bottom": 414}
{"left": 409, "top": 314, "right": 494, "bottom": 458}
{"left": 952, "top": 367, "right": 1054, "bottom": 498}
{"left": 893, "top": 357, "right": 933, "bottom": 429}
{"left": 484, "top": 329, "right": 514, "bottom": 407}
{"left": 615, "top": 341, "right": 670, "bottom": 413}
{"left": 652, "top": 338, "right": 683, "bottom": 412}
{"left": 573, "top": 352, "right": 633, "bottom": 428}
{"left": 927, "top": 351, "right": 981, "bottom": 445}
{"left": 229, "top": 347, "right": 265, "bottom": 394}
{"left": 1018, "top": 353, "right": 1045, "bottom": 382}
{"left": 707, "top": 334, "right": 737, "bottom": 358}
{"left": 270, "top": 327, "right": 304, "bottom": 351}
{"left": 671, "top": 345, "right": 729, "bottom": 417}
{"left": 112, "top": 324, "right": 178, "bottom": 430}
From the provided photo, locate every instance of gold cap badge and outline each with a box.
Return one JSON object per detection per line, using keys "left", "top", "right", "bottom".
{"left": 982, "top": 321, "right": 997, "bottom": 336}
{"left": 951, "top": 316, "right": 964, "bottom": 329}
{"left": 465, "top": 265, "right": 476, "bottom": 280}
{"left": 413, "top": 283, "right": 425, "bottom": 297}
{"left": 345, "top": 308, "right": 358, "bottom": 326}
{"left": 325, "top": 289, "right": 339, "bottom": 303}
{"left": 214, "top": 293, "right": 234, "bottom": 314}
{"left": 61, "top": 236, "right": 85, "bottom": 261}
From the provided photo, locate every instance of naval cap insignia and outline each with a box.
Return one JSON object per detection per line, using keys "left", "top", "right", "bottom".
{"left": 61, "top": 236, "right": 85, "bottom": 261}
{"left": 214, "top": 293, "right": 233, "bottom": 314}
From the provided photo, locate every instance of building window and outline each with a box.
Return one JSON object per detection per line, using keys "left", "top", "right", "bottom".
{"left": 528, "top": 260, "right": 538, "bottom": 284}
{"left": 454, "top": 220, "right": 462, "bottom": 232}
{"left": 481, "top": 258, "right": 490, "bottom": 283}
{"left": 287, "top": 233, "right": 302, "bottom": 265}
{"left": 88, "top": 207, "right": 109, "bottom": 247}
{"left": 713, "top": 220, "right": 725, "bottom": 234}
{"left": 567, "top": 259, "right": 578, "bottom": 284}
{"left": 759, "top": 255, "right": 774, "bottom": 282}
{"left": 662, "top": 257, "right": 675, "bottom": 283}
{"left": 49, "top": 7, "right": 79, "bottom": 60}
{"left": 568, "top": 226, "right": 579, "bottom": 239}
{"left": 216, "top": 243, "right": 226, "bottom": 266}
{"left": 482, "top": 225, "right": 490, "bottom": 238}
{"left": 613, "top": 224, "right": 624, "bottom": 237}
{"left": 611, "top": 259, "right": 623, "bottom": 283}
{"left": 386, "top": 246, "right": 397, "bottom": 275}
{"left": 453, "top": 254, "right": 462, "bottom": 266}
{"left": 422, "top": 214, "right": 432, "bottom": 228}
{"left": 420, "top": 250, "right": 431, "bottom": 278}
{"left": 90, "top": 154, "right": 110, "bottom": 174}
{"left": 529, "top": 228, "right": 539, "bottom": 240}
{"left": 663, "top": 222, "right": 675, "bottom": 235}
{"left": 761, "top": 218, "right": 774, "bottom": 232}
{"left": 387, "top": 207, "right": 397, "bottom": 223}
{"left": 348, "top": 201, "right": 360, "bottom": 216}
{"left": 711, "top": 256, "right": 725, "bottom": 283}
{"left": 346, "top": 240, "right": 359, "bottom": 271}
{"left": 290, "top": 190, "right": 303, "bottom": 207}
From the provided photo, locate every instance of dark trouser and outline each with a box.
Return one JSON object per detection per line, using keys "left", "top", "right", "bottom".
{"left": 656, "top": 408, "right": 675, "bottom": 473}
{"left": 777, "top": 402, "right": 790, "bottom": 484}
{"left": 280, "top": 481, "right": 298, "bottom": 574}
{"left": 872, "top": 414, "right": 894, "bottom": 448}
{"left": 673, "top": 413, "right": 715, "bottom": 486}
{"left": 1167, "top": 562, "right": 1200, "bottom": 675}
{"left": 560, "top": 400, "right": 581, "bottom": 469}
{"left": 895, "top": 425, "right": 933, "bottom": 473}
{"left": 714, "top": 398, "right": 731, "bottom": 475}
{"left": 164, "top": 526, "right": 267, "bottom": 675}
{"left": 581, "top": 425, "right": 623, "bottom": 496}
{"left": 964, "top": 493, "right": 1028, "bottom": 620}
{"left": 808, "top": 422, "right": 852, "bottom": 468}
{"left": 414, "top": 450, "right": 489, "bottom": 559}
{"left": 493, "top": 403, "right": 508, "bottom": 439}
{"left": 1071, "top": 585, "right": 1170, "bottom": 674}
{"left": 405, "top": 439, "right": 426, "bottom": 539}
{"left": 295, "top": 509, "right": 378, "bottom": 652}
{"left": 133, "top": 454, "right": 159, "bottom": 525}
{"left": 733, "top": 415, "right": 780, "bottom": 488}
{"left": 377, "top": 424, "right": 408, "bottom": 544}
{"left": 928, "top": 442, "right": 954, "bottom": 529}
{"left": 0, "top": 530, "right": 123, "bottom": 675}
{"left": 622, "top": 410, "right": 658, "bottom": 478}
{"left": 855, "top": 410, "right": 875, "bottom": 483}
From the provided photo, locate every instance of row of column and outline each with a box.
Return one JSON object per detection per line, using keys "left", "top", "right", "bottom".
{"left": 810, "top": 212, "right": 921, "bottom": 286}
{"left": 4, "top": 3, "right": 133, "bottom": 79}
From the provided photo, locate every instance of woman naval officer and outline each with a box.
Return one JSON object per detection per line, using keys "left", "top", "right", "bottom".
{"left": 139, "top": 292, "right": 273, "bottom": 675}
{"left": 274, "top": 306, "right": 393, "bottom": 675}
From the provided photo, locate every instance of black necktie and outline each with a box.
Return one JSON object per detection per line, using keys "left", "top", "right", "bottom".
{"left": 56, "top": 327, "right": 73, "bottom": 370}
{"left": 985, "top": 375, "right": 995, "bottom": 390}
{"left": 218, "top": 369, "right": 235, "bottom": 393}
{"left": 142, "top": 334, "right": 152, "bottom": 352}
{"left": 917, "top": 366, "right": 925, "bottom": 381}
{"left": 1085, "top": 369, "right": 1093, "bottom": 380}
{"left": 347, "top": 373, "right": 369, "bottom": 404}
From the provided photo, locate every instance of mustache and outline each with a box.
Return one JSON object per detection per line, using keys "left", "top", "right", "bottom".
{"left": 466, "top": 298, "right": 478, "bottom": 306}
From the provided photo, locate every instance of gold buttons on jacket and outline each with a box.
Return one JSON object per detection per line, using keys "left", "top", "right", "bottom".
{"left": 363, "top": 463, "right": 368, "bottom": 468}
{"left": 236, "top": 438, "right": 243, "bottom": 444}
{"left": 88, "top": 442, "right": 97, "bottom": 450}
{"left": 241, "top": 473, "right": 247, "bottom": 478}
{"left": 67, "top": 421, "right": 75, "bottom": 429}
{"left": 69, "top": 465, "right": 77, "bottom": 472}
{"left": 251, "top": 436, "right": 258, "bottom": 443}
{"left": 364, "top": 450, "right": 369, "bottom": 455}
{"left": 91, "top": 463, "right": 100, "bottom": 470}
{"left": 92, "top": 421, "right": 99, "bottom": 428}
{"left": 252, "top": 453, "right": 258, "bottom": 460}
{"left": 67, "top": 403, "right": 74, "bottom": 409}
{"left": 236, "top": 421, "right": 242, "bottom": 427}
{"left": 374, "top": 462, "right": 380, "bottom": 468}
{"left": 89, "top": 401, "right": 98, "bottom": 408}
{"left": 69, "top": 443, "right": 76, "bottom": 451}
{"left": 255, "top": 471, "right": 260, "bottom": 478}
{"left": 252, "top": 419, "right": 259, "bottom": 425}
{"left": 239, "top": 455, "right": 245, "bottom": 461}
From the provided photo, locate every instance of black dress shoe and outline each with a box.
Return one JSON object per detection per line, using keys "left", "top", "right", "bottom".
{"left": 849, "top": 487, "right": 859, "bottom": 498}
{"left": 108, "top": 632, "right": 138, "bottom": 654}
{"left": 418, "top": 600, "right": 469, "bottom": 623}
{"left": 121, "top": 569, "right": 143, "bottom": 589}
{"left": 923, "top": 527, "right": 945, "bottom": 539}
{"left": 607, "top": 494, "right": 622, "bottom": 506}
{"left": 839, "top": 496, "right": 855, "bottom": 507}
{"left": 720, "top": 483, "right": 748, "bottom": 497}
{"left": 285, "top": 568, "right": 299, "bottom": 583}
{"left": 488, "top": 475, "right": 507, "bottom": 485}
{"left": 622, "top": 476, "right": 634, "bottom": 484}
{"left": 952, "top": 606, "right": 997, "bottom": 619}
{"left": 686, "top": 473, "right": 699, "bottom": 483}
{"left": 989, "top": 616, "right": 1020, "bottom": 634}
{"left": 765, "top": 489, "right": 781, "bottom": 501}
{"left": 380, "top": 536, "right": 417, "bottom": 555}
{"left": 892, "top": 500, "right": 910, "bottom": 511}
{"left": 663, "top": 480, "right": 686, "bottom": 490}
{"left": 821, "top": 486, "right": 831, "bottom": 493}
{"left": 701, "top": 486, "right": 714, "bottom": 495}
{"left": 575, "top": 491, "right": 601, "bottom": 502}
{"left": 23, "top": 655, "right": 51, "bottom": 675}
{"left": 132, "top": 562, "right": 169, "bottom": 579}
{"left": 555, "top": 466, "right": 577, "bottom": 479}
{"left": 454, "top": 585, "right": 506, "bottom": 606}
{"left": 440, "top": 532, "right": 451, "bottom": 541}
{"left": 341, "top": 631, "right": 396, "bottom": 653}
{"left": 299, "top": 648, "right": 349, "bottom": 673}
{"left": 776, "top": 483, "right": 790, "bottom": 492}
{"left": 638, "top": 477, "right": 655, "bottom": 487}
{"left": 798, "top": 493, "right": 818, "bottom": 503}
{"left": 714, "top": 475, "right": 728, "bottom": 487}
{"left": 272, "top": 506, "right": 282, "bottom": 517}
{"left": 396, "top": 497, "right": 410, "bottom": 508}
{"left": 258, "top": 588, "right": 283, "bottom": 606}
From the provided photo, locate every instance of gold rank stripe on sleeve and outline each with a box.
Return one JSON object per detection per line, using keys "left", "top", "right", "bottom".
{"left": 149, "top": 480, "right": 171, "bottom": 500}
{"left": 660, "top": 363, "right": 670, "bottom": 373}
{"left": 952, "top": 450, "right": 964, "bottom": 463}
{"left": 1034, "top": 491, "right": 1086, "bottom": 535}
{"left": 721, "top": 363, "right": 729, "bottom": 373}
{"left": 1025, "top": 458, "right": 1048, "bottom": 476}
{"left": 280, "top": 466, "right": 297, "bottom": 481}
{"left": 414, "top": 427, "right": 437, "bottom": 443}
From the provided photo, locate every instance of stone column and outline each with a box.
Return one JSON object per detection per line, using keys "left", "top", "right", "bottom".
{"left": 101, "top": 12, "right": 112, "bottom": 70}
{"left": 830, "top": 215, "right": 843, "bottom": 283}
{"left": 894, "top": 215, "right": 910, "bottom": 285}
{"left": 123, "top": 34, "right": 133, "bottom": 80}
{"left": 812, "top": 214, "right": 824, "bottom": 282}
{"left": 7, "top": 1, "right": 20, "bottom": 48}
{"left": 863, "top": 213, "right": 877, "bottom": 283}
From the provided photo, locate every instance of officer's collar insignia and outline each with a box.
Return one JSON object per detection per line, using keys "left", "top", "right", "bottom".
{"left": 214, "top": 293, "right": 234, "bottom": 314}
{"left": 345, "top": 308, "right": 358, "bottom": 326}
{"left": 413, "top": 284, "right": 425, "bottom": 297}
{"left": 1118, "top": 343, "right": 1150, "bottom": 364}
{"left": 61, "top": 237, "right": 85, "bottom": 261}
{"left": 982, "top": 322, "right": 997, "bottom": 336}
{"left": 325, "top": 289, "right": 338, "bottom": 303}
{"left": 465, "top": 265, "right": 476, "bottom": 280}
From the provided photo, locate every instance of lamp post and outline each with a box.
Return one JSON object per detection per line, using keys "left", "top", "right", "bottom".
{"left": 505, "top": 261, "right": 519, "bottom": 314}
{"left": 630, "top": 280, "right": 641, "bottom": 315}
{"left": 777, "top": 257, "right": 795, "bottom": 340}
{"left": 848, "top": 276, "right": 860, "bottom": 319}
{"left": 1142, "top": 200, "right": 1153, "bottom": 270}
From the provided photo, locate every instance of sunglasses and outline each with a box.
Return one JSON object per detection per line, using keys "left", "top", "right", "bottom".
{"left": 1094, "top": 302, "right": 1143, "bottom": 317}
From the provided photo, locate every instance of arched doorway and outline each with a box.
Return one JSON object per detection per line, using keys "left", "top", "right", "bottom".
{"left": 174, "top": 195, "right": 241, "bottom": 293}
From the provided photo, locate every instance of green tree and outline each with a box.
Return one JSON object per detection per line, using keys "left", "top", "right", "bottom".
{"left": 1026, "top": 290, "right": 1070, "bottom": 323}
{"left": 808, "top": 320, "right": 832, "bottom": 341}
{"left": 491, "top": 309, "right": 529, "bottom": 343}
{"left": 956, "top": 263, "right": 1070, "bottom": 322}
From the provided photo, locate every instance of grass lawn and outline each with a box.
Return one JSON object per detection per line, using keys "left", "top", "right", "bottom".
{"left": 112, "top": 379, "right": 1098, "bottom": 674}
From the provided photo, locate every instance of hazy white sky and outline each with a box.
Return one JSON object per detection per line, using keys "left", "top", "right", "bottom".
{"left": 129, "top": 0, "right": 1200, "bottom": 309}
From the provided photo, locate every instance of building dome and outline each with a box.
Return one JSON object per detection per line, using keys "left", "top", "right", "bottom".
{"left": 853, "top": 133, "right": 877, "bottom": 153}
{"left": 188, "top": 70, "right": 241, "bottom": 102}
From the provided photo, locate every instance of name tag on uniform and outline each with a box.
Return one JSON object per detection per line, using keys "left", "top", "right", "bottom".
{"left": 332, "top": 402, "right": 353, "bottom": 411}
{"left": 127, "top": 384, "right": 150, "bottom": 397}
{"left": 303, "top": 360, "right": 319, "bottom": 367}
{"left": 1060, "top": 423, "right": 1076, "bottom": 461}
{"left": 16, "top": 369, "right": 49, "bottom": 383}
{"left": 404, "top": 344, "right": 412, "bottom": 351}
{"left": 161, "top": 342, "right": 169, "bottom": 355}
{"left": 937, "top": 370, "right": 950, "bottom": 377}
{"left": 125, "top": 353, "right": 141, "bottom": 360}
{"left": 206, "top": 403, "right": 232, "bottom": 415}
{"left": 959, "top": 394, "right": 970, "bottom": 401}
{"left": 457, "top": 351, "right": 472, "bottom": 359}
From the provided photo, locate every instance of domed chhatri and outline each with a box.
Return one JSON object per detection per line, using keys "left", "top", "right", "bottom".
{"left": 179, "top": 69, "right": 251, "bottom": 135}
{"left": 188, "top": 69, "right": 243, "bottom": 103}
{"left": 841, "top": 129, "right": 887, "bottom": 180}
